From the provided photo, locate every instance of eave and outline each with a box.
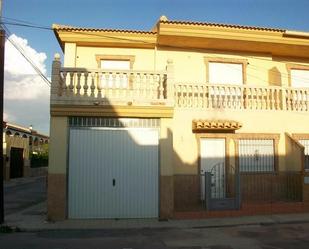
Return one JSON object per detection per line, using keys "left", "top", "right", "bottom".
{"left": 52, "top": 19, "right": 309, "bottom": 58}
{"left": 53, "top": 25, "right": 157, "bottom": 51}
{"left": 157, "top": 22, "right": 309, "bottom": 58}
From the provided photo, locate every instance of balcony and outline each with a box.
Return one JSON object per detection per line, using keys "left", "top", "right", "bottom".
{"left": 51, "top": 55, "right": 309, "bottom": 113}
{"left": 175, "top": 84, "right": 309, "bottom": 112}
{"left": 51, "top": 55, "right": 174, "bottom": 108}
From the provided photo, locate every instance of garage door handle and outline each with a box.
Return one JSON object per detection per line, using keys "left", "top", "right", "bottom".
{"left": 112, "top": 179, "right": 116, "bottom": 186}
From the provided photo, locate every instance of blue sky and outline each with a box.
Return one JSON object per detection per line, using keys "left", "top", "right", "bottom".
{"left": 5, "top": 0, "right": 309, "bottom": 73}
{"left": 3, "top": 0, "right": 309, "bottom": 133}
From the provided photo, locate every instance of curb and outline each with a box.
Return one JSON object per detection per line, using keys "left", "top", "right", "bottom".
{"left": 4, "top": 176, "right": 46, "bottom": 188}
{"left": 191, "top": 221, "right": 275, "bottom": 229}
{"left": 6, "top": 216, "right": 309, "bottom": 232}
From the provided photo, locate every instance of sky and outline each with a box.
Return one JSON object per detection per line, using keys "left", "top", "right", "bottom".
{"left": 3, "top": 0, "right": 309, "bottom": 134}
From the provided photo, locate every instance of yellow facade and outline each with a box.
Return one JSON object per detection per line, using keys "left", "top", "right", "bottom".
{"left": 49, "top": 17, "right": 309, "bottom": 220}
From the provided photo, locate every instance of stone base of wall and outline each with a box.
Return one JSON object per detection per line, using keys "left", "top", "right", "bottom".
{"left": 174, "top": 175, "right": 201, "bottom": 211}
{"left": 160, "top": 176, "right": 174, "bottom": 219}
{"left": 47, "top": 173, "right": 66, "bottom": 221}
{"left": 303, "top": 172, "right": 309, "bottom": 201}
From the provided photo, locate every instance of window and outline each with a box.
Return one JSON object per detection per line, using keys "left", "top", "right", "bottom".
{"left": 287, "top": 65, "right": 309, "bottom": 105}
{"left": 298, "top": 139, "right": 309, "bottom": 170}
{"left": 100, "top": 60, "right": 130, "bottom": 88}
{"left": 290, "top": 69, "right": 309, "bottom": 88}
{"left": 101, "top": 60, "right": 130, "bottom": 71}
{"left": 204, "top": 57, "right": 247, "bottom": 85}
{"left": 238, "top": 139, "right": 275, "bottom": 172}
{"left": 209, "top": 62, "right": 243, "bottom": 85}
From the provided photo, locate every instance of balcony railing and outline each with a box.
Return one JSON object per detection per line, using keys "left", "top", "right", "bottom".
{"left": 51, "top": 55, "right": 309, "bottom": 112}
{"left": 51, "top": 55, "right": 174, "bottom": 106}
{"left": 175, "top": 83, "right": 309, "bottom": 111}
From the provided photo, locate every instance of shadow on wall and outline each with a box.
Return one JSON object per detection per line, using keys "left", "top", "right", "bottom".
{"left": 49, "top": 90, "right": 306, "bottom": 219}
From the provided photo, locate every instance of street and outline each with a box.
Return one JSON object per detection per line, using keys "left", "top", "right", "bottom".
{"left": 1, "top": 177, "right": 309, "bottom": 249}
{"left": 4, "top": 177, "right": 46, "bottom": 215}
{"left": 1, "top": 222, "right": 309, "bottom": 249}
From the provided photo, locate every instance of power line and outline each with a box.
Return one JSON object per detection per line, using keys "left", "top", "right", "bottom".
{"left": 0, "top": 20, "right": 155, "bottom": 44}
{"left": 2, "top": 17, "right": 42, "bottom": 26}
{"left": 224, "top": 62, "right": 271, "bottom": 85}
{"left": 2, "top": 20, "right": 52, "bottom": 31}
{"left": 248, "top": 64, "right": 309, "bottom": 83}
{"left": 3, "top": 23, "right": 52, "bottom": 85}
{"left": 6, "top": 73, "right": 52, "bottom": 77}
{"left": 6, "top": 38, "right": 51, "bottom": 86}
{"left": 2, "top": 24, "right": 51, "bottom": 87}
{"left": 3, "top": 19, "right": 309, "bottom": 67}
{"left": 2, "top": 17, "right": 309, "bottom": 83}
{"left": 223, "top": 62, "right": 309, "bottom": 87}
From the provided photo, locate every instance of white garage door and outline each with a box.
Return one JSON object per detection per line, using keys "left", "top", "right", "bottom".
{"left": 68, "top": 127, "right": 159, "bottom": 219}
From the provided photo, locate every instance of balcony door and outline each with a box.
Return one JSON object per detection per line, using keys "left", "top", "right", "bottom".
{"left": 291, "top": 69, "right": 309, "bottom": 88}
{"left": 208, "top": 62, "right": 243, "bottom": 85}
{"left": 208, "top": 62, "right": 244, "bottom": 108}
{"left": 100, "top": 60, "right": 130, "bottom": 88}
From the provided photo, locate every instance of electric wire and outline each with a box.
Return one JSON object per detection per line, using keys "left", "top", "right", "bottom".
{"left": 2, "top": 24, "right": 51, "bottom": 87}
{"left": 2, "top": 18, "right": 309, "bottom": 85}
{"left": 3, "top": 19, "right": 309, "bottom": 67}
{"left": 1, "top": 21, "right": 154, "bottom": 44}
{"left": 2, "top": 17, "right": 43, "bottom": 26}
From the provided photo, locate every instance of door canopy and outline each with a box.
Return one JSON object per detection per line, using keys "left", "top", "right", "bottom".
{"left": 192, "top": 119, "right": 242, "bottom": 132}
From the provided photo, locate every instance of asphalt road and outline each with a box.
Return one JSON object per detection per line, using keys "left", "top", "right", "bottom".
{"left": 1, "top": 222, "right": 309, "bottom": 249}
{"left": 4, "top": 177, "right": 46, "bottom": 215}
{"left": 2, "top": 178, "right": 309, "bottom": 248}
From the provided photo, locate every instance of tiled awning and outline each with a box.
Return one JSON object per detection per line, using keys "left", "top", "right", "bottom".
{"left": 192, "top": 119, "right": 242, "bottom": 132}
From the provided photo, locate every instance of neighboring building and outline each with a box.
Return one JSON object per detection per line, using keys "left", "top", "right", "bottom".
{"left": 49, "top": 16, "right": 309, "bottom": 220}
{"left": 3, "top": 121, "right": 49, "bottom": 180}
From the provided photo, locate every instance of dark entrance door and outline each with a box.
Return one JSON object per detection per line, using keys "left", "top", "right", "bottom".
{"left": 10, "top": 147, "right": 24, "bottom": 178}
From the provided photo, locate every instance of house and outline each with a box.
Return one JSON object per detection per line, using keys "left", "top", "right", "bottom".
{"left": 3, "top": 121, "right": 49, "bottom": 180}
{"left": 48, "top": 16, "right": 309, "bottom": 221}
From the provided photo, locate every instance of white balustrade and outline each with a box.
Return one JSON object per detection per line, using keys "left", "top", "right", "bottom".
{"left": 51, "top": 56, "right": 309, "bottom": 112}
{"left": 285, "top": 88, "right": 309, "bottom": 111}
{"left": 56, "top": 68, "right": 167, "bottom": 103}
{"left": 175, "top": 83, "right": 309, "bottom": 111}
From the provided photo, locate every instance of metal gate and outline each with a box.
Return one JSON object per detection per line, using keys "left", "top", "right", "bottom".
{"left": 68, "top": 117, "right": 160, "bottom": 219}
{"left": 203, "top": 163, "right": 241, "bottom": 210}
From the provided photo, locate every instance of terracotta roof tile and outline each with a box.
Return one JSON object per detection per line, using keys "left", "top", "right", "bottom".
{"left": 52, "top": 24, "right": 156, "bottom": 34}
{"left": 160, "top": 20, "right": 286, "bottom": 32}
{"left": 192, "top": 119, "right": 243, "bottom": 131}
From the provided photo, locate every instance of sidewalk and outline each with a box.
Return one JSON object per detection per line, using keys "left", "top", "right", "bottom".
{"left": 4, "top": 201, "right": 309, "bottom": 231}
{"left": 4, "top": 176, "right": 46, "bottom": 188}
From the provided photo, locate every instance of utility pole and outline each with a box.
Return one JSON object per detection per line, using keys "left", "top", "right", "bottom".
{"left": 0, "top": 0, "right": 5, "bottom": 224}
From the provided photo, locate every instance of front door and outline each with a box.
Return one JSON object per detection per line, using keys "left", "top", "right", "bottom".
{"left": 10, "top": 147, "right": 24, "bottom": 178}
{"left": 200, "top": 138, "right": 226, "bottom": 198}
